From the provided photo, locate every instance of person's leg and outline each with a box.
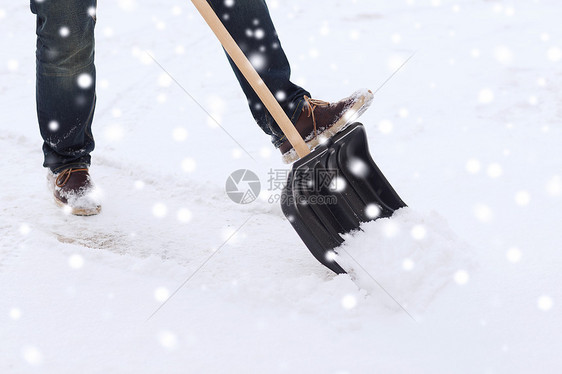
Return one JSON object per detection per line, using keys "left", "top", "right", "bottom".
{"left": 31, "top": 0, "right": 101, "bottom": 215}
{"left": 207, "top": 0, "right": 310, "bottom": 148}
{"left": 31, "top": 0, "right": 97, "bottom": 173}
{"left": 206, "top": 0, "right": 373, "bottom": 162}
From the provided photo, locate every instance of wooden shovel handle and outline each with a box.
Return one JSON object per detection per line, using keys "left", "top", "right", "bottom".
{"left": 191, "top": 0, "right": 310, "bottom": 158}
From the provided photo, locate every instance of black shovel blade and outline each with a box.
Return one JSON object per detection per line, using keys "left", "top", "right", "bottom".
{"left": 280, "top": 122, "right": 407, "bottom": 274}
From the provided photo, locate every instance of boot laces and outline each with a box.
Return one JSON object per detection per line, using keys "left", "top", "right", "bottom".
{"left": 304, "top": 96, "right": 330, "bottom": 138}
{"left": 55, "top": 168, "right": 89, "bottom": 188}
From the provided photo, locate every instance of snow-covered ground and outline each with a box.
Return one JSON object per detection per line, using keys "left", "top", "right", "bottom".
{"left": 1, "top": 0, "right": 561, "bottom": 372}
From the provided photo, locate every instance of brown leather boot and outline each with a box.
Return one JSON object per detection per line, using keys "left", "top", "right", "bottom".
{"left": 47, "top": 168, "right": 102, "bottom": 216}
{"left": 278, "top": 89, "right": 374, "bottom": 163}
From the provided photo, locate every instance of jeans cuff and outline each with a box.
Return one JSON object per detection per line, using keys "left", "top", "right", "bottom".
{"left": 272, "top": 97, "right": 307, "bottom": 148}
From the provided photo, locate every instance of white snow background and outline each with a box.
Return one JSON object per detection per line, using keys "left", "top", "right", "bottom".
{"left": 1, "top": 0, "right": 562, "bottom": 373}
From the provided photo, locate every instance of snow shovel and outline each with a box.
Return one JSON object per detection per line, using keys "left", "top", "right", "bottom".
{"left": 192, "top": 0, "right": 406, "bottom": 274}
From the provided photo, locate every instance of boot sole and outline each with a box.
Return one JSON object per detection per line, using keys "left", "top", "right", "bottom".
{"left": 54, "top": 197, "right": 102, "bottom": 216}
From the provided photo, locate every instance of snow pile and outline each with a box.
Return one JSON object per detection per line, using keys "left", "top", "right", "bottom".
{"left": 336, "top": 208, "right": 475, "bottom": 315}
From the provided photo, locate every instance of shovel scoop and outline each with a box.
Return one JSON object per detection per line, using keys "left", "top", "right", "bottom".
{"left": 281, "top": 122, "right": 406, "bottom": 274}
{"left": 192, "top": 0, "right": 407, "bottom": 274}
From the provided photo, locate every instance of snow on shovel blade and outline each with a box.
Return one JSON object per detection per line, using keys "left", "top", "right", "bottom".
{"left": 281, "top": 122, "right": 407, "bottom": 274}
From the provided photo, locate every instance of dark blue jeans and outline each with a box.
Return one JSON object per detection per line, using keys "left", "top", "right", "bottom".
{"left": 31, "top": 0, "right": 310, "bottom": 172}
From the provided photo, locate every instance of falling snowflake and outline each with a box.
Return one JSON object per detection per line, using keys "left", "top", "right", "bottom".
{"left": 104, "top": 124, "right": 125, "bottom": 142}
{"left": 547, "top": 47, "right": 561, "bottom": 62}
{"left": 478, "top": 88, "right": 494, "bottom": 104}
{"left": 546, "top": 175, "right": 561, "bottom": 196}
{"left": 466, "top": 158, "right": 481, "bottom": 174}
{"left": 506, "top": 247, "right": 522, "bottom": 263}
{"left": 111, "top": 108, "right": 122, "bottom": 118}
{"left": 402, "top": 258, "right": 415, "bottom": 271}
{"left": 365, "top": 204, "right": 380, "bottom": 219}
{"left": 249, "top": 53, "right": 266, "bottom": 70}
{"left": 77, "top": 73, "right": 93, "bottom": 89}
{"left": 487, "top": 163, "right": 503, "bottom": 178}
{"left": 118, "top": 0, "right": 136, "bottom": 12}
{"left": 177, "top": 208, "right": 192, "bottom": 223}
{"left": 399, "top": 108, "right": 409, "bottom": 118}
{"left": 157, "top": 331, "right": 178, "bottom": 350}
{"left": 329, "top": 177, "right": 346, "bottom": 193}
{"left": 537, "top": 295, "right": 553, "bottom": 311}
{"left": 175, "top": 45, "right": 185, "bottom": 55}
{"left": 259, "top": 147, "right": 272, "bottom": 158}
{"left": 21, "top": 346, "right": 43, "bottom": 366}
{"left": 514, "top": 191, "right": 530, "bottom": 206}
{"left": 454, "top": 270, "right": 469, "bottom": 285}
{"left": 103, "top": 27, "right": 114, "bottom": 38}
{"left": 172, "top": 127, "right": 188, "bottom": 142}
{"left": 154, "top": 287, "right": 170, "bottom": 302}
{"left": 158, "top": 73, "right": 172, "bottom": 87}
{"left": 134, "top": 180, "right": 145, "bottom": 190}
{"left": 7, "top": 59, "right": 18, "bottom": 72}
{"left": 378, "top": 119, "right": 393, "bottom": 134}
{"left": 231, "top": 148, "right": 242, "bottom": 159}
{"left": 493, "top": 4, "right": 503, "bottom": 13}
{"left": 474, "top": 203, "right": 493, "bottom": 222}
{"left": 387, "top": 55, "right": 405, "bottom": 71}
{"left": 181, "top": 158, "right": 196, "bottom": 173}
{"left": 348, "top": 158, "right": 369, "bottom": 178}
{"left": 254, "top": 28, "right": 265, "bottom": 39}
{"left": 68, "top": 254, "right": 85, "bottom": 269}
{"left": 382, "top": 221, "right": 399, "bottom": 237}
{"left": 494, "top": 45, "right": 513, "bottom": 65}
{"left": 59, "top": 26, "right": 70, "bottom": 37}
{"left": 325, "top": 251, "right": 337, "bottom": 262}
{"left": 411, "top": 225, "right": 426, "bottom": 240}
{"left": 19, "top": 224, "right": 31, "bottom": 235}
{"left": 341, "top": 295, "right": 357, "bottom": 310}
{"left": 222, "top": 227, "right": 244, "bottom": 243}
{"left": 504, "top": 7, "right": 515, "bottom": 16}
{"left": 152, "top": 203, "right": 168, "bottom": 218}
{"left": 275, "top": 90, "right": 286, "bottom": 101}
{"left": 537, "top": 77, "right": 546, "bottom": 87}
{"left": 10, "top": 308, "right": 22, "bottom": 320}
